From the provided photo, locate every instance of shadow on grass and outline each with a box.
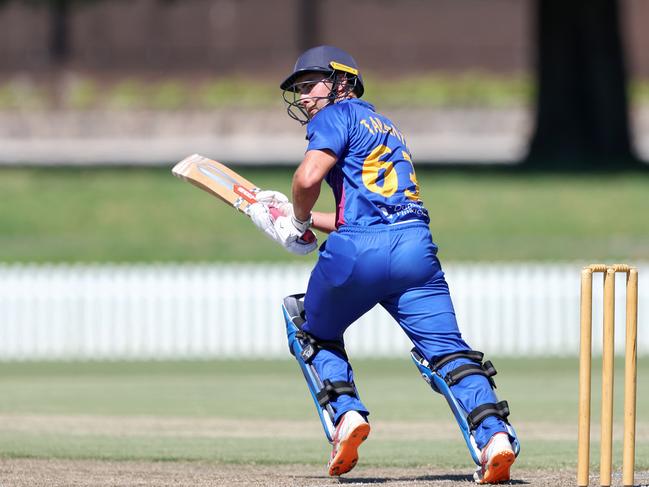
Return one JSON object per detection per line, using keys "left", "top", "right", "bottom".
{"left": 299, "top": 473, "right": 529, "bottom": 484}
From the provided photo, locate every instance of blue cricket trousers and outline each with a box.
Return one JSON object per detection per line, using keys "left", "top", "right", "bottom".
{"left": 302, "top": 221, "right": 508, "bottom": 449}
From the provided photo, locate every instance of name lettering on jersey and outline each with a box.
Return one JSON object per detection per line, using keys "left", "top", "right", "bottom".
{"left": 360, "top": 117, "right": 406, "bottom": 145}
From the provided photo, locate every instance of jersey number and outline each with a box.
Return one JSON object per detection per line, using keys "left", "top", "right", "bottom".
{"left": 361, "top": 145, "right": 420, "bottom": 200}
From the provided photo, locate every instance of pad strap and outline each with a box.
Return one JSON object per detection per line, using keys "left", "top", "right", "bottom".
{"left": 444, "top": 360, "right": 497, "bottom": 388}
{"left": 316, "top": 379, "right": 357, "bottom": 407}
{"left": 430, "top": 350, "right": 485, "bottom": 371}
{"left": 467, "top": 400, "right": 510, "bottom": 430}
{"left": 430, "top": 350, "right": 497, "bottom": 389}
{"left": 296, "top": 330, "right": 348, "bottom": 363}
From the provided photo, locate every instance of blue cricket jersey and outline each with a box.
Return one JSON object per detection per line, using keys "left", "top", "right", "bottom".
{"left": 306, "top": 98, "right": 430, "bottom": 227}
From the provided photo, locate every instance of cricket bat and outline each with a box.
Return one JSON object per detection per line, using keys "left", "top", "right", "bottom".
{"left": 172, "top": 154, "right": 316, "bottom": 243}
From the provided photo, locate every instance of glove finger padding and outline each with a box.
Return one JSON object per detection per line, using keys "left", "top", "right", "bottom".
{"left": 255, "top": 190, "right": 289, "bottom": 204}
{"left": 248, "top": 202, "right": 279, "bottom": 241}
{"left": 255, "top": 190, "right": 293, "bottom": 217}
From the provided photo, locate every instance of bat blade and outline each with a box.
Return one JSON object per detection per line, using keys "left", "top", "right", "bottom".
{"left": 172, "top": 153, "right": 317, "bottom": 244}
{"left": 172, "top": 154, "right": 259, "bottom": 213}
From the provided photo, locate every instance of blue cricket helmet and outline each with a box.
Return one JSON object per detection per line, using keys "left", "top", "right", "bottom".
{"left": 280, "top": 45, "right": 364, "bottom": 97}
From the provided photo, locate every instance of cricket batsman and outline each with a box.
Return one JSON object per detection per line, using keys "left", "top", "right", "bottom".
{"left": 249, "top": 45, "right": 520, "bottom": 483}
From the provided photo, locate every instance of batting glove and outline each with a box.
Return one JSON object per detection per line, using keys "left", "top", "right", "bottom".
{"left": 248, "top": 202, "right": 280, "bottom": 241}
{"left": 248, "top": 203, "right": 318, "bottom": 255}
{"left": 273, "top": 214, "right": 318, "bottom": 255}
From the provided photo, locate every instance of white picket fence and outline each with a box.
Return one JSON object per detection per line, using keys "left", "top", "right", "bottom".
{"left": 0, "top": 263, "right": 646, "bottom": 360}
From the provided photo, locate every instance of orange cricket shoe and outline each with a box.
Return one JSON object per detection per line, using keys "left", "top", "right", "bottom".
{"left": 327, "top": 410, "right": 371, "bottom": 476}
{"left": 473, "top": 432, "right": 516, "bottom": 484}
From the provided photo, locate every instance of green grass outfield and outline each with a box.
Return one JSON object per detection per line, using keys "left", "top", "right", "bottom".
{"left": 1, "top": 167, "right": 648, "bottom": 263}
{"left": 0, "top": 358, "right": 647, "bottom": 471}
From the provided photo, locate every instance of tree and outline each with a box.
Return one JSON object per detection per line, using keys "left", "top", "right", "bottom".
{"left": 0, "top": 0, "right": 100, "bottom": 67}
{"left": 526, "top": 0, "right": 641, "bottom": 169}
{"left": 48, "top": 0, "right": 70, "bottom": 65}
{"left": 297, "top": 0, "right": 319, "bottom": 52}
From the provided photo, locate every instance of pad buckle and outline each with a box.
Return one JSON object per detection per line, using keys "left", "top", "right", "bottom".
{"left": 295, "top": 330, "right": 348, "bottom": 363}
{"left": 301, "top": 343, "right": 315, "bottom": 363}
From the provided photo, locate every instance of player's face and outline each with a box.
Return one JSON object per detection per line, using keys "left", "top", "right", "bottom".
{"left": 294, "top": 73, "right": 334, "bottom": 118}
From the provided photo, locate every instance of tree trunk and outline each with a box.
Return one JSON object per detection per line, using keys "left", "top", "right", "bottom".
{"left": 297, "top": 0, "right": 319, "bottom": 52}
{"left": 49, "top": 0, "right": 70, "bottom": 66}
{"left": 526, "top": 0, "right": 640, "bottom": 169}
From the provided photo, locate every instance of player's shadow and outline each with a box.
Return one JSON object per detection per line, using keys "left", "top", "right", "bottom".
{"left": 335, "top": 474, "right": 530, "bottom": 484}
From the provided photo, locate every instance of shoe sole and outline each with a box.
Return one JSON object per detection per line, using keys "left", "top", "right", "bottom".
{"left": 479, "top": 450, "right": 516, "bottom": 484}
{"left": 328, "top": 422, "right": 371, "bottom": 476}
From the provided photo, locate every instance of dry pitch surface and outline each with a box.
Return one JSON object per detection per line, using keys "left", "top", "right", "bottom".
{"left": 1, "top": 459, "right": 579, "bottom": 487}
{"left": 2, "top": 415, "right": 648, "bottom": 486}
